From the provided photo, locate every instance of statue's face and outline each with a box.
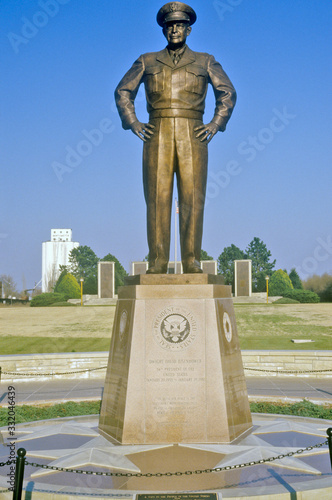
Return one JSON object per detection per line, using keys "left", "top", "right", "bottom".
{"left": 163, "top": 21, "right": 191, "bottom": 48}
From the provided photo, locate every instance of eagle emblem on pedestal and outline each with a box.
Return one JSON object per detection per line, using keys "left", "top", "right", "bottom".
{"left": 161, "top": 313, "right": 190, "bottom": 343}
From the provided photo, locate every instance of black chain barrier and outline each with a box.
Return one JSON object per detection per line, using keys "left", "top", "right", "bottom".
{"left": 1, "top": 366, "right": 331, "bottom": 377}
{"left": 0, "top": 366, "right": 107, "bottom": 377}
{"left": 0, "top": 432, "right": 331, "bottom": 500}
{"left": 0, "top": 460, "right": 15, "bottom": 468}
{"left": 244, "top": 367, "right": 332, "bottom": 374}
{"left": 0, "top": 439, "right": 327, "bottom": 478}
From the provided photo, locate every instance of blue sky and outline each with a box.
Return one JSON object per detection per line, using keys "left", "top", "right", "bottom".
{"left": 1, "top": 0, "right": 332, "bottom": 291}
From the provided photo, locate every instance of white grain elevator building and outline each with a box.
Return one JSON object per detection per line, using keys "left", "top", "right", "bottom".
{"left": 42, "top": 229, "right": 79, "bottom": 292}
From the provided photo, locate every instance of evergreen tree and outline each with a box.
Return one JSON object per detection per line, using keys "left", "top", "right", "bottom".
{"left": 56, "top": 273, "right": 81, "bottom": 299}
{"left": 319, "top": 282, "right": 332, "bottom": 302}
{"left": 54, "top": 266, "right": 68, "bottom": 293}
{"left": 246, "top": 237, "right": 276, "bottom": 292}
{"left": 217, "top": 244, "right": 245, "bottom": 287}
{"left": 269, "top": 269, "right": 293, "bottom": 296}
{"left": 289, "top": 268, "right": 303, "bottom": 289}
{"left": 69, "top": 246, "right": 99, "bottom": 294}
{"left": 200, "top": 249, "right": 213, "bottom": 260}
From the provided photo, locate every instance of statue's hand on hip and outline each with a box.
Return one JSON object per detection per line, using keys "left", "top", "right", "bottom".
{"left": 194, "top": 122, "right": 219, "bottom": 143}
{"left": 130, "top": 121, "right": 155, "bottom": 142}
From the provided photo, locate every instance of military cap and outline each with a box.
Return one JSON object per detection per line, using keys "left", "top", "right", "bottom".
{"left": 157, "top": 2, "right": 197, "bottom": 27}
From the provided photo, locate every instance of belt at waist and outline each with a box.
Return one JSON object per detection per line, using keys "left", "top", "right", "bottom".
{"left": 149, "top": 109, "right": 203, "bottom": 120}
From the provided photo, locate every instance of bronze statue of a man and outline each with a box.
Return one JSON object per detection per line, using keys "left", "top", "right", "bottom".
{"left": 115, "top": 2, "right": 236, "bottom": 274}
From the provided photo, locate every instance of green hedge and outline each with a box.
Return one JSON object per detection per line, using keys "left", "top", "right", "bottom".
{"left": 0, "top": 401, "right": 101, "bottom": 425}
{"left": 250, "top": 399, "right": 331, "bottom": 419}
{"left": 30, "top": 292, "right": 67, "bottom": 307}
{"left": 49, "top": 301, "right": 77, "bottom": 307}
{"left": 273, "top": 297, "right": 300, "bottom": 304}
{"left": 283, "top": 289, "right": 320, "bottom": 303}
{"left": 1, "top": 399, "right": 331, "bottom": 427}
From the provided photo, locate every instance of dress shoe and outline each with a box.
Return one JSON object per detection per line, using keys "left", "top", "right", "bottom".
{"left": 183, "top": 262, "right": 203, "bottom": 274}
{"left": 146, "top": 264, "right": 168, "bottom": 274}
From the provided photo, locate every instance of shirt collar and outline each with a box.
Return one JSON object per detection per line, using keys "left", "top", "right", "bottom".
{"left": 167, "top": 44, "right": 187, "bottom": 57}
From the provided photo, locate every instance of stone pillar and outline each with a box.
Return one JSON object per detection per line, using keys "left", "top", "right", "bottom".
{"left": 98, "top": 261, "right": 115, "bottom": 299}
{"left": 234, "top": 260, "right": 252, "bottom": 297}
{"left": 131, "top": 261, "right": 148, "bottom": 275}
{"left": 201, "top": 260, "right": 218, "bottom": 275}
{"left": 99, "top": 274, "right": 252, "bottom": 445}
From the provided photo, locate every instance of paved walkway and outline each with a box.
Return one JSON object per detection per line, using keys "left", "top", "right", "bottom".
{"left": 1, "top": 376, "right": 331, "bottom": 406}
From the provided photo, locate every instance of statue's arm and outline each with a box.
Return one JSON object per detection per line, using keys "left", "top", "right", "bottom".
{"left": 114, "top": 56, "right": 145, "bottom": 130}
{"left": 114, "top": 55, "right": 155, "bottom": 141}
{"left": 194, "top": 55, "right": 236, "bottom": 143}
{"left": 208, "top": 55, "right": 237, "bottom": 132}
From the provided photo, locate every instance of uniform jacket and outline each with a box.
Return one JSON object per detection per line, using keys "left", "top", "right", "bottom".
{"left": 115, "top": 46, "right": 236, "bottom": 132}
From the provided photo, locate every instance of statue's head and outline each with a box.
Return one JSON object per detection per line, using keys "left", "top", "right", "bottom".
{"left": 157, "top": 2, "right": 196, "bottom": 48}
{"left": 157, "top": 2, "right": 197, "bottom": 27}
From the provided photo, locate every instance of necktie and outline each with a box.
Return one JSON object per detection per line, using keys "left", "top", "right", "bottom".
{"left": 173, "top": 53, "right": 181, "bottom": 65}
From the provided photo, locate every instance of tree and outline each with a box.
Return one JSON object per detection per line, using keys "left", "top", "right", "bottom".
{"left": 200, "top": 249, "right": 213, "bottom": 261}
{"left": 69, "top": 246, "right": 99, "bottom": 294}
{"left": 54, "top": 266, "right": 68, "bottom": 294}
{"left": 101, "top": 254, "right": 128, "bottom": 294}
{"left": 289, "top": 268, "right": 303, "bottom": 289}
{"left": 245, "top": 237, "right": 276, "bottom": 292}
{"left": 319, "top": 282, "right": 332, "bottom": 302}
{"left": 217, "top": 244, "right": 245, "bottom": 287}
{"left": 55, "top": 273, "right": 81, "bottom": 299}
{"left": 303, "top": 272, "right": 332, "bottom": 294}
{"left": 269, "top": 269, "right": 293, "bottom": 296}
{"left": 0, "top": 274, "right": 18, "bottom": 297}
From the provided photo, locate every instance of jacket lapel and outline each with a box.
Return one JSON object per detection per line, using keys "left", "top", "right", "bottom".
{"left": 156, "top": 46, "right": 196, "bottom": 69}
{"left": 156, "top": 48, "right": 174, "bottom": 68}
{"left": 174, "top": 47, "right": 196, "bottom": 69}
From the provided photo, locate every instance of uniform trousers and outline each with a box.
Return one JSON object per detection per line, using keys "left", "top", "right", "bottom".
{"left": 143, "top": 117, "right": 208, "bottom": 271}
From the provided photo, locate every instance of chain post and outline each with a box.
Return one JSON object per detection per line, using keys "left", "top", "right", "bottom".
{"left": 13, "top": 448, "right": 26, "bottom": 500}
{"left": 327, "top": 428, "right": 332, "bottom": 470}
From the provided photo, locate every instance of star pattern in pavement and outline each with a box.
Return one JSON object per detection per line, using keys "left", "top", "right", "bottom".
{"left": 13, "top": 417, "right": 328, "bottom": 479}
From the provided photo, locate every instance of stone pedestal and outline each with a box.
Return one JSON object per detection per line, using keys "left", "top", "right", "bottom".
{"left": 99, "top": 275, "right": 252, "bottom": 444}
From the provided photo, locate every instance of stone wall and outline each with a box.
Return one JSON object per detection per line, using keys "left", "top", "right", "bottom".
{"left": 242, "top": 350, "right": 332, "bottom": 378}
{"left": 0, "top": 352, "right": 108, "bottom": 383}
{"left": 0, "top": 350, "right": 331, "bottom": 382}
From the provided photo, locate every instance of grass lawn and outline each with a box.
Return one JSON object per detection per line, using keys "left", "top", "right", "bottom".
{"left": 0, "top": 305, "right": 115, "bottom": 354}
{"left": 0, "top": 302, "right": 331, "bottom": 354}
{"left": 235, "top": 303, "right": 332, "bottom": 350}
{"left": 0, "top": 336, "right": 111, "bottom": 355}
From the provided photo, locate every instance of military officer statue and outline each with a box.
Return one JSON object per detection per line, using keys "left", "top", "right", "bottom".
{"left": 115, "top": 2, "right": 236, "bottom": 274}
